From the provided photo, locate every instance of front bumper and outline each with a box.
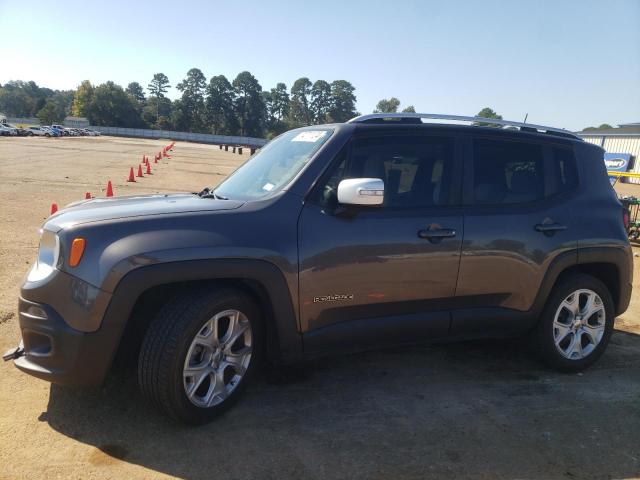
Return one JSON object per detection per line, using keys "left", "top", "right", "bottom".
{"left": 9, "top": 270, "right": 121, "bottom": 387}
{"left": 11, "top": 296, "right": 115, "bottom": 386}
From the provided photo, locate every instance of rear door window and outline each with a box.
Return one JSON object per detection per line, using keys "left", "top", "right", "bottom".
{"left": 471, "top": 138, "right": 578, "bottom": 205}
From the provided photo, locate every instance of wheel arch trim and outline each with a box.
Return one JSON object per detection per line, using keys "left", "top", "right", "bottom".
{"left": 533, "top": 246, "right": 632, "bottom": 319}
{"left": 97, "top": 258, "right": 302, "bottom": 384}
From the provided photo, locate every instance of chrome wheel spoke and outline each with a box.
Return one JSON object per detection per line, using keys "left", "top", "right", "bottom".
{"left": 224, "top": 347, "right": 252, "bottom": 376}
{"left": 195, "top": 318, "right": 219, "bottom": 348}
{"left": 220, "top": 310, "right": 241, "bottom": 343}
{"left": 184, "top": 367, "right": 212, "bottom": 400}
{"left": 554, "top": 322, "right": 572, "bottom": 347}
{"left": 561, "top": 294, "right": 579, "bottom": 316}
{"left": 567, "top": 332, "right": 582, "bottom": 359}
{"left": 223, "top": 323, "right": 249, "bottom": 354}
{"left": 581, "top": 292, "right": 600, "bottom": 319}
{"left": 582, "top": 324, "right": 604, "bottom": 346}
{"left": 204, "top": 369, "right": 228, "bottom": 407}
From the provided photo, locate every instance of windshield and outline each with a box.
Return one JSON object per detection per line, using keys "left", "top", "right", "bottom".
{"left": 214, "top": 128, "right": 333, "bottom": 201}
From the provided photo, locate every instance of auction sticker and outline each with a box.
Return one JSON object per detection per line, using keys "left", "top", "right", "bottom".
{"left": 292, "top": 131, "right": 327, "bottom": 142}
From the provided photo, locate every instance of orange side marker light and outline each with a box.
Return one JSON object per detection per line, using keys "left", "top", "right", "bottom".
{"left": 69, "top": 238, "right": 86, "bottom": 267}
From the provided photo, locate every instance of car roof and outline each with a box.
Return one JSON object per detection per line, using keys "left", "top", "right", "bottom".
{"left": 346, "top": 112, "right": 581, "bottom": 142}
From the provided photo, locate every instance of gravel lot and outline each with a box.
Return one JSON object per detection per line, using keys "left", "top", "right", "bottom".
{"left": 0, "top": 136, "right": 639, "bottom": 479}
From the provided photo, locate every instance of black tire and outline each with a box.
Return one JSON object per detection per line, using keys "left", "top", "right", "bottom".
{"left": 138, "top": 287, "right": 263, "bottom": 424}
{"left": 531, "top": 273, "right": 614, "bottom": 372}
{"left": 28, "top": 132, "right": 34, "bottom": 136}
{"left": 45, "top": 133, "right": 50, "bottom": 137}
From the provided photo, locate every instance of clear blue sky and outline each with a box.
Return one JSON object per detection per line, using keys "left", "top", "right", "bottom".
{"left": 1, "top": 0, "right": 638, "bottom": 130}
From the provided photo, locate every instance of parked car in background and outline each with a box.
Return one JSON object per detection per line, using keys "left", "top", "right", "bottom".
{"left": 26, "top": 127, "right": 47, "bottom": 136}
{"left": 5, "top": 124, "right": 30, "bottom": 136}
{"left": 0, "top": 123, "right": 18, "bottom": 136}
{"left": 41, "top": 126, "right": 60, "bottom": 137}
{"left": 52, "top": 125, "right": 70, "bottom": 136}
{"left": 50, "top": 126, "right": 64, "bottom": 137}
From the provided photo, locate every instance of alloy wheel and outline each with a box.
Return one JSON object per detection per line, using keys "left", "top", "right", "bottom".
{"left": 553, "top": 289, "right": 606, "bottom": 360}
{"left": 182, "top": 309, "right": 252, "bottom": 407}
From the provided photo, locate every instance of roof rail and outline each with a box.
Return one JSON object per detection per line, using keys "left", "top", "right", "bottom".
{"left": 348, "top": 113, "right": 581, "bottom": 140}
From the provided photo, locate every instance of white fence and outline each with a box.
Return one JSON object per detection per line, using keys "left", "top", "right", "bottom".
{"left": 89, "top": 126, "right": 268, "bottom": 147}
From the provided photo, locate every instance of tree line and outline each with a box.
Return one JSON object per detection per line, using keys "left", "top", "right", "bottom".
{"left": 2, "top": 77, "right": 558, "bottom": 137}
{"left": 0, "top": 81, "right": 74, "bottom": 125}
{"left": 0, "top": 71, "right": 361, "bottom": 138}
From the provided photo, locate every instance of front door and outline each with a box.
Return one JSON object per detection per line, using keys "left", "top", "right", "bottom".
{"left": 298, "top": 131, "right": 464, "bottom": 353}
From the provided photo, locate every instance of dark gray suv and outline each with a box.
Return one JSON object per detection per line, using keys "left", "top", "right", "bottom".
{"left": 6, "top": 113, "right": 632, "bottom": 424}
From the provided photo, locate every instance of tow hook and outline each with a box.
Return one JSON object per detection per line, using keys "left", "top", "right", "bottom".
{"left": 2, "top": 344, "right": 24, "bottom": 362}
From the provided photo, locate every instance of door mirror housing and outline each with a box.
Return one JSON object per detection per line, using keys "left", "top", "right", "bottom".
{"left": 337, "top": 178, "right": 385, "bottom": 206}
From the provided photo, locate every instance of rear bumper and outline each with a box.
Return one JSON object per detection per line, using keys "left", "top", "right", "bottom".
{"left": 618, "top": 281, "right": 633, "bottom": 316}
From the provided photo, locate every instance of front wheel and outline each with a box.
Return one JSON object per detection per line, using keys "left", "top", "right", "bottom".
{"left": 531, "top": 273, "right": 614, "bottom": 372}
{"left": 138, "top": 287, "right": 263, "bottom": 424}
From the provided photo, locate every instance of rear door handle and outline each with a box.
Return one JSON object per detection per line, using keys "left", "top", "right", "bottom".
{"left": 418, "top": 228, "right": 457, "bottom": 240}
{"left": 534, "top": 223, "right": 566, "bottom": 235}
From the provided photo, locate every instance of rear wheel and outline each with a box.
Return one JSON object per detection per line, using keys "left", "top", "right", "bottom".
{"left": 532, "top": 273, "right": 614, "bottom": 372}
{"left": 138, "top": 287, "right": 263, "bottom": 424}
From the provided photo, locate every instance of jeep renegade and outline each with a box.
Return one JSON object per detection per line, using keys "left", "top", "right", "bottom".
{"left": 6, "top": 113, "right": 632, "bottom": 424}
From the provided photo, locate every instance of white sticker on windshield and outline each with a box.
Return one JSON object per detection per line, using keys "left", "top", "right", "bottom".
{"left": 262, "top": 182, "right": 275, "bottom": 191}
{"left": 291, "top": 131, "right": 327, "bottom": 143}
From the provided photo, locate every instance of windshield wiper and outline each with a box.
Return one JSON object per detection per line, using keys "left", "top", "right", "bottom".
{"left": 194, "top": 187, "right": 228, "bottom": 200}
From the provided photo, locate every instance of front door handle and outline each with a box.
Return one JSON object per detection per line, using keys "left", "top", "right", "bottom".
{"left": 534, "top": 223, "right": 567, "bottom": 236}
{"left": 418, "top": 228, "right": 457, "bottom": 242}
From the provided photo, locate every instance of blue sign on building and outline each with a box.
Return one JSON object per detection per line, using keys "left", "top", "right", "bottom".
{"left": 604, "top": 152, "right": 633, "bottom": 184}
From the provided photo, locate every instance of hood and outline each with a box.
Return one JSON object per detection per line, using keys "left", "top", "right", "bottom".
{"left": 45, "top": 193, "right": 245, "bottom": 232}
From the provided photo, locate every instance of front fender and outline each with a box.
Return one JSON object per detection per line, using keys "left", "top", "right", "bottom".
{"left": 95, "top": 258, "right": 303, "bottom": 384}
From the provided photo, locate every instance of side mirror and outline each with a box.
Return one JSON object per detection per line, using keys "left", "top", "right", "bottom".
{"left": 337, "top": 178, "right": 384, "bottom": 206}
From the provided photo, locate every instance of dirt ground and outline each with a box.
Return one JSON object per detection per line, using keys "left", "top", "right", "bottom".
{"left": 0, "top": 136, "right": 639, "bottom": 479}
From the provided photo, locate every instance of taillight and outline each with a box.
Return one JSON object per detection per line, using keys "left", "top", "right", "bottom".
{"left": 623, "top": 209, "right": 630, "bottom": 230}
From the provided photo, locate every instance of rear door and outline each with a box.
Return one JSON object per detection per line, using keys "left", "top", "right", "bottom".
{"left": 298, "top": 130, "right": 464, "bottom": 352}
{"left": 453, "top": 135, "right": 580, "bottom": 334}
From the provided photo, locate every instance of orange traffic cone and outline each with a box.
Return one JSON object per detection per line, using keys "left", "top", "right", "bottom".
{"left": 146, "top": 162, "right": 152, "bottom": 175}
{"left": 127, "top": 167, "right": 136, "bottom": 182}
{"left": 106, "top": 181, "right": 114, "bottom": 197}
{"left": 137, "top": 164, "right": 144, "bottom": 178}
{"left": 50, "top": 203, "right": 58, "bottom": 215}
{"left": 85, "top": 192, "right": 92, "bottom": 199}
{"left": 154, "top": 155, "right": 158, "bottom": 164}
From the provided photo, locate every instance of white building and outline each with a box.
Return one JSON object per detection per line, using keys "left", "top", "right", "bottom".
{"left": 578, "top": 123, "right": 640, "bottom": 183}
{"left": 63, "top": 116, "right": 90, "bottom": 128}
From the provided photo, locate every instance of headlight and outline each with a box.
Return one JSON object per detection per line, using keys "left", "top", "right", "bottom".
{"left": 27, "top": 229, "right": 60, "bottom": 282}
